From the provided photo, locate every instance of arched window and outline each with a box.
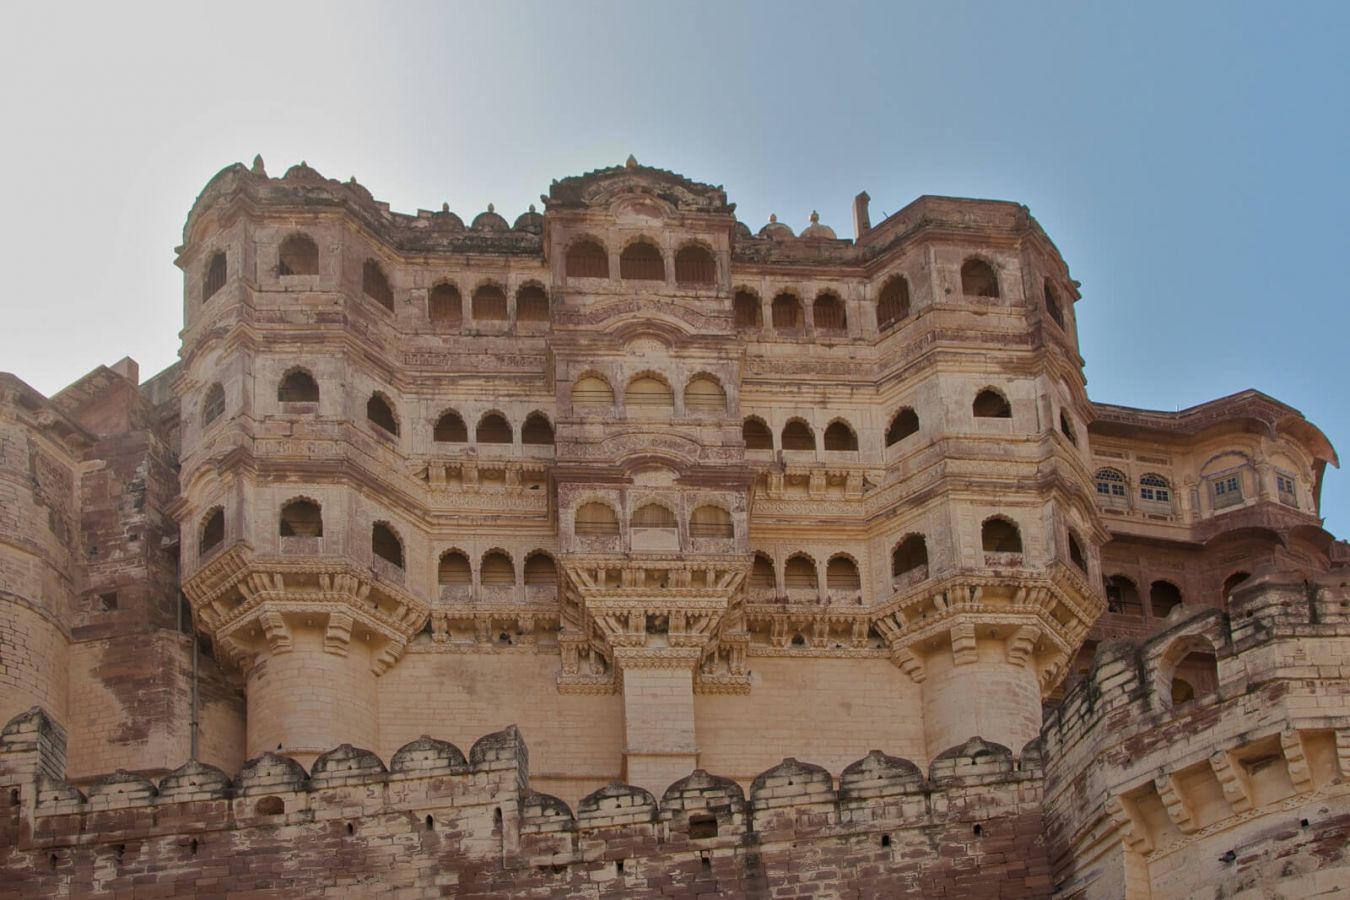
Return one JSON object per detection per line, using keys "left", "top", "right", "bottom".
{"left": 480, "top": 551, "right": 515, "bottom": 585}
{"left": 690, "top": 505, "right": 733, "bottom": 539}
{"left": 516, "top": 284, "right": 549, "bottom": 322}
{"left": 278, "top": 235, "right": 318, "bottom": 276}
{"left": 575, "top": 502, "right": 619, "bottom": 536}
{"left": 960, "top": 258, "right": 999, "bottom": 298}
{"left": 826, "top": 556, "right": 861, "bottom": 591}
{"left": 363, "top": 260, "right": 394, "bottom": 311}
{"left": 1059, "top": 412, "right": 1077, "bottom": 446}
{"left": 675, "top": 245, "right": 716, "bottom": 285}
{"left": 781, "top": 420, "right": 815, "bottom": 451}
{"left": 750, "top": 553, "right": 776, "bottom": 589}
{"left": 573, "top": 375, "right": 615, "bottom": 411}
{"left": 813, "top": 293, "right": 846, "bottom": 333}
{"left": 438, "top": 550, "right": 471, "bottom": 586}
{"left": 1105, "top": 575, "right": 1142, "bottom": 617}
{"left": 433, "top": 411, "right": 467, "bottom": 443}
{"left": 771, "top": 293, "right": 803, "bottom": 333}
{"left": 620, "top": 241, "right": 665, "bottom": 281}
{"left": 823, "top": 420, "right": 858, "bottom": 451}
{"left": 1095, "top": 468, "right": 1128, "bottom": 503}
{"left": 1164, "top": 637, "right": 1218, "bottom": 705}
{"left": 367, "top": 393, "right": 399, "bottom": 436}
{"left": 199, "top": 508, "right": 224, "bottom": 555}
{"left": 1139, "top": 473, "right": 1171, "bottom": 505}
{"left": 429, "top": 283, "right": 462, "bottom": 327}
{"left": 279, "top": 499, "right": 322, "bottom": 537}
{"left": 626, "top": 376, "right": 674, "bottom": 413}
{"left": 203, "top": 252, "right": 226, "bottom": 301}
{"left": 202, "top": 383, "right": 225, "bottom": 425}
{"left": 524, "top": 552, "right": 558, "bottom": 585}
{"left": 743, "top": 418, "right": 773, "bottom": 450}
{"left": 685, "top": 376, "right": 727, "bottom": 416}
{"left": 372, "top": 523, "right": 404, "bottom": 569}
{"left": 892, "top": 535, "right": 928, "bottom": 579}
{"left": 877, "top": 276, "right": 910, "bottom": 330}
{"left": 277, "top": 369, "right": 319, "bottom": 403}
{"left": 981, "top": 517, "right": 1023, "bottom": 553}
{"left": 734, "top": 290, "right": 762, "bottom": 330}
{"left": 631, "top": 503, "right": 677, "bottom": 529}
{"left": 565, "top": 239, "right": 609, "bottom": 278}
{"left": 521, "top": 413, "right": 553, "bottom": 446}
{"left": 1068, "top": 532, "right": 1087, "bottom": 572}
{"left": 476, "top": 413, "right": 512, "bottom": 444}
{"left": 1044, "top": 280, "right": 1065, "bottom": 329}
{"left": 1151, "top": 580, "right": 1182, "bottom": 617}
{"left": 784, "top": 554, "right": 817, "bottom": 591}
{"left": 1223, "top": 571, "right": 1251, "bottom": 604}
{"left": 972, "top": 389, "right": 1012, "bottom": 419}
{"left": 886, "top": 408, "right": 920, "bottom": 446}
{"left": 472, "top": 284, "right": 507, "bottom": 321}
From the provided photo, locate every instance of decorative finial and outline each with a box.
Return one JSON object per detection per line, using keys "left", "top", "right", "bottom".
{"left": 300, "top": 160, "right": 308, "bottom": 168}
{"left": 769, "top": 213, "right": 778, "bottom": 223}
{"left": 810, "top": 210, "right": 820, "bottom": 223}
{"left": 487, "top": 202, "right": 495, "bottom": 214}
{"left": 625, "top": 154, "right": 638, "bottom": 169}
{"left": 528, "top": 203, "right": 536, "bottom": 213}
{"left": 251, "top": 154, "right": 266, "bottom": 176}
{"left": 441, "top": 202, "right": 449, "bottom": 213}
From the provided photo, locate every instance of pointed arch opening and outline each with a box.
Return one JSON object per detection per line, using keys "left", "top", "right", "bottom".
{"left": 981, "top": 517, "right": 1023, "bottom": 554}
{"left": 1044, "top": 279, "right": 1065, "bottom": 328}
{"left": 429, "top": 283, "right": 462, "bottom": 328}
{"left": 367, "top": 393, "right": 399, "bottom": 436}
{"left": 826, "top": 555, "right": 861, "bottom": 592}
{"left": 1223, "top": 571, "right": 1251, "bottom": 605}
{"left": 434, "top": 410, "right": 468, "bottom": 443}
{"left": 734, "top": 290, "right": 762, "bottom": 330}
{"left": 203, "top": 251, "right": 227, "bottom": 301}
{"left": 363, "top": 260, "right": 394, "bottom": 311}
{"left": 784, "top": 554, "right": 818, "bottom": 593}
{"left": 781, "top": 419, "right": 815, "bottom": 452}
{"left": 202, "top": 383, "right": 225, "bottom": 425}
{"left": 750, "top": 552, "right": 776, "bottom": 590}
{"left": 278, "top": 234, "right": 318, "bottom": 276}
{"left": 626, "top": 376, "right": 674, "bottom": 414}
{"left": 813, "top": 292, "right": 846, "bottom": 333}
{"left": 372, "top": 522, "right": 404, "bottom": 569}
{"left": 279, "top": 499, "right": 322, "bottom": 537}
{"left": 973, "top": 388, "right": 1012, "bottom": 419}
{"left": 524, "top": 552, "right": 558, "bottom": 586}
{"left": 566, "top": 239, "right": 609, "bottom": 279}
{"left": 472, "top": 284, "right": 507, "bottom": 321}
{"left": 521, "top": 413, "right": 554, "bottom": 446}
{"left": 675, "top": 244, "right": 716, "bottom": 285}
{"left": 961, "top": 258, "right": 999, "bottom": 298}
{"left": 631, "top": 503, "right": 678, "bottom": 529}
{"left": 771, "top": 293, "right": 803, "bottom": 333}
{"left": 690, "top": 505, "right": 733, "bottom": 540}
{"left": 438, "top": 550, "right": 472, "bottom": 586}
{"left": 573, "top": 374, "right": 615, "bottom": 412}
{"left": 823, "top": 420, "right": 858, "bottom": 451}
{"left": 476, "top": 412, "right": 512, "bottom": 445}
{"left": 1068, "top": 532, "right": 1087, "bottom": 572}
{"left": 877, "top": 275, "right": 910, "bottom": 330}
{"left": 743, "top": 417, "right": 773, "bottom": 450}
{"left": 1105, "top": 575, "right": 1142, "bottom": 617}
{"left": 199, "top": 507, "right": 225, "bottom": 556}
{"left": 480, "top": 551, "right": 515, "bottom": 585}
{"left": 278, "top": 369, "right": 319, "bottom": 403}
{"left": 892, "top": 535, "right": 929, "bottom": 581}
{"left": 516, "top": 284, "right": 549, "bottom": 322}
{"left": 685, "top": 376, "right": 727, "bottom": 416}
{"left": 620, "top": 241, "right": 665, "bottom": 281}
{"left": 575, "top": 502, "right": 620, "bottom": 537}
{"left": 886, "top": 408, "right": 919, "bottom": 446}
{"left": 1151, "top": 580, "right": 1182, "bottom": 618}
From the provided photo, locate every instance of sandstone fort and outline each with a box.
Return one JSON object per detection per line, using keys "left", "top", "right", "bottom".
{"left": 1, "top": 156, "right": 1347, "bottom": 897}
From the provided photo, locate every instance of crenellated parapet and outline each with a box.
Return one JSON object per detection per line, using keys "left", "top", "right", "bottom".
{"left": 1, "top": 705, "right": 1051, "bottom": 897}
{"left": 1040, "top": 570, "right": 1350, "bottom": 899}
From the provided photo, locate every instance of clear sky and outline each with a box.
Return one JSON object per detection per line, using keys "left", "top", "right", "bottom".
{"left": 2, "top": 1, "right": 1347, "bottom": 531}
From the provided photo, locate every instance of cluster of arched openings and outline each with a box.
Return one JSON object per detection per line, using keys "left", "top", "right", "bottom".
{"left": 564, "top": 238, "right": 717, "bottom": 285}
{"left": 741, "top": 417, "right": 860, "bottom": 452}
{"left": 572, "top": 501, "right": 734, "bottom": 541}
{"left": 437, "top": 548, "right": 558, "bottom": 590}
{"left": 749, "top": 552, "right": 864, "bottom": 598}
{"left": 1103, "top": 575, "right": 1185, "bottom": 618}
{"left": 426, "top": 281, "right": 549, "bottom": 327}
{"left": 429, "top": 408, "right": 554, "bottom": 446}
{"left": 571, "top": 373, "right": 728, "bottom": 417}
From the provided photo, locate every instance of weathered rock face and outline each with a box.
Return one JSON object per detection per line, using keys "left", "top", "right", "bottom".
{"left": 0, "top": 157, "right": 1346, "bottom": 896}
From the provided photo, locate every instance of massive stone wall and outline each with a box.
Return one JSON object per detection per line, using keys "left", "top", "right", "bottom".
{"left": 0, "top": 708, "right": 1050, "bottom": 899}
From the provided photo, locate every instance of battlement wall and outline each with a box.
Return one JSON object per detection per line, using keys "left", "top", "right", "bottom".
{"left": 1, "top": 706, "right": 1051, "bottom": 898}
{"left": 1037, "top": 570, "right": 1350, "bottom": 899}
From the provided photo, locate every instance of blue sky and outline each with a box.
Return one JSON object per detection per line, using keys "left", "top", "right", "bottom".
{"left": 2, "top": 1, "right": 1347, "bottom": 531}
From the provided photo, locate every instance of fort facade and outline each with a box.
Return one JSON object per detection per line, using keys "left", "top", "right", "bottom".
{"left": 1, "top": 156, "right": 1346, "bottom": 897}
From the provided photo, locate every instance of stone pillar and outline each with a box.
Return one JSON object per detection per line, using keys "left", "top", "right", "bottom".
{"left": 920, "top": 636, "right": 1042, "bottom": 760}
{"left": 244, "top": 622, "right": 379, "bottom": 766}
{"left": 618, "top": 658, "right": 699, "bottom": 796}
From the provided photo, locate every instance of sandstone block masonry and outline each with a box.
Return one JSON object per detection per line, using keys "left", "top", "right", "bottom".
{"left": 1, "top": 155, "right": 1347, "bottom": 895}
